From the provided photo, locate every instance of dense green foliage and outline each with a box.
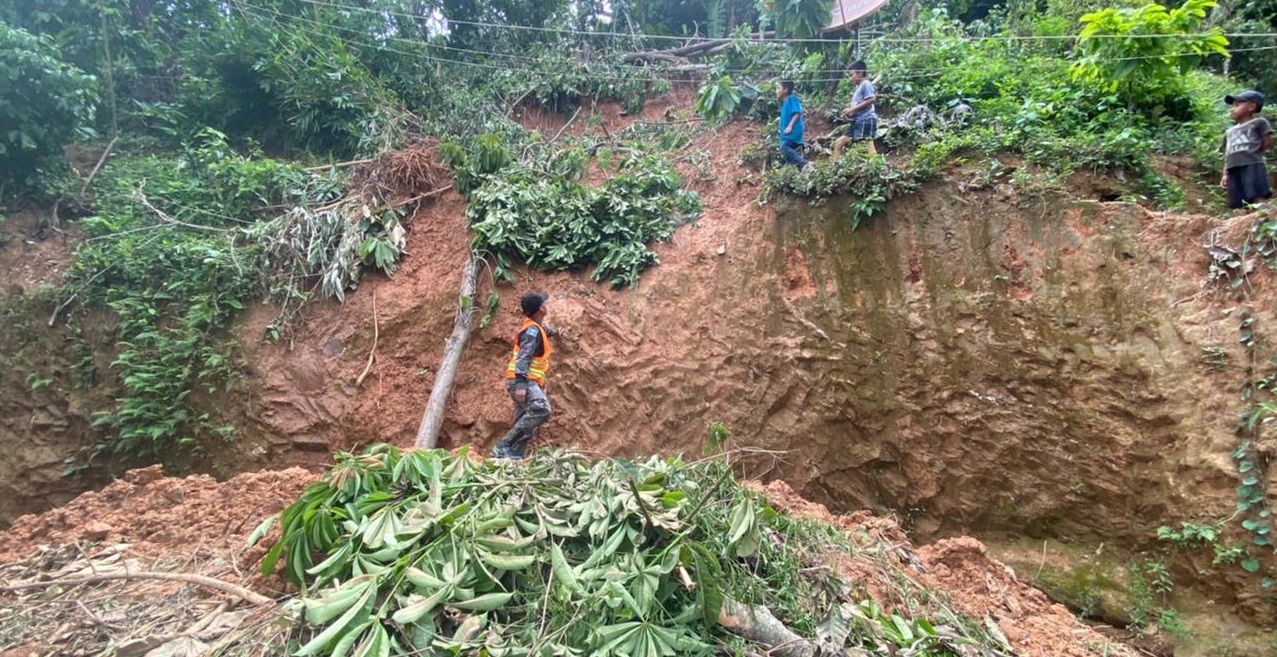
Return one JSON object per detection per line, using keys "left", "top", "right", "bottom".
{"left": 0, "top": 20, "right": 97, "bottom": 194}
{"left": 262, "top": 446, "right": 1000, "bottom": 656}
{"left": 442, "top": 132, "right": 701, "bottom": 287}
{"left": 57, "top": 127, "right": 417, "bottom": 459}
{"left": 737, "top": 3, "right": 1243, "bottom": 211}
{"left": 761, "top": 0, "right": 833, "bottom": 40}
{"left": 1072, "top": 0, "right": 1228, "bottom": 115}
{"left": 871, "top": 6, "right": 1232, "bottom": 171}
{"left": 64, "top": 130, "right": 334, "bottom": 458}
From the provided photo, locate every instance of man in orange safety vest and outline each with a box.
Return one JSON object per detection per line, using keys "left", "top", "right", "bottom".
{"left": 491, "top": 292, "right": 558, "bottom": 460}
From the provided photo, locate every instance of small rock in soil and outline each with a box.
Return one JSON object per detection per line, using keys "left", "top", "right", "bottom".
{"left": 291, "top": 435, "right": 330, "bottom": 451}
{"left": 81, "top": 520, "right": 112, "bottom": 541}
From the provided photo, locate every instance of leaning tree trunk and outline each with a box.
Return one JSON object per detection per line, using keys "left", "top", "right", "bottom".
{"left": 414, "top": 256, "right": 480, "bottom": 449}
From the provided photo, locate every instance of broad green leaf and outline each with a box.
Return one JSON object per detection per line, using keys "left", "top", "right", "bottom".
{"left": 405, "top": 566, "right": 448, "bottom": 591}
{"left": 303, "top": 576, "right": 375, "bottom": 624}
{"left": 480, "top": 551, "right": 537, "bottom": 570}
{"left": 448, "top": 591, "right": 514, "bottom": 612}
{"left": 246, "top": 515, "right": 278, "bottom": 548}
{"left": 295, "top": 586, "right": 374, "bottom": 656}
{"left": 391, "top": 587, "right": 450, "bottom": 625}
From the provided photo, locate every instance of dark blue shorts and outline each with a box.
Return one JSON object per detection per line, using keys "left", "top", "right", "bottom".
{"left": 1227, "top": 163, "right": 1273, "bottom": 209}
{"left": 846, "top": 116, "right": 878, "bottom": 141}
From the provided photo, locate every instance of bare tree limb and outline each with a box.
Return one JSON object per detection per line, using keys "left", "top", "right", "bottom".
{"left": 80, "top": 135, "right": 120, "bottom": 196}
{"left": 622, "top": 32, "right": 773, "bottom": 62}
{"left": 2, "top": 571, "right": 272, "bottom": 607}
{"left": 304, "top": 158, "right": 375, "bottom": 172}
{"left": 135, "top": 186, "right": 232, "bottom": 233}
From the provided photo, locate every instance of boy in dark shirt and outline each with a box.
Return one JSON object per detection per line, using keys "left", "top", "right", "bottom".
{"left": 777, "top": 79, "right": 813, "bottom": 172}
{"left": 1222, "top": 90, "right": 1273, "bottom": 209}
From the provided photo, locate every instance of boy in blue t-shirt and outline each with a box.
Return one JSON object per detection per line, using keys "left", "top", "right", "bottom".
{"left": 834, "top": 60, "right": 878, "bottom": 158}
{"left": 777, "top": 80, "right": 813, "bottom": 172}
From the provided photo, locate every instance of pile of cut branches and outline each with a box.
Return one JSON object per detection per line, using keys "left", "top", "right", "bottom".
{"left": 252, "top": 143, "right": 452, "bottom": 329}
{"left": 261, "top": 446, "right": 1008, "bottom": 657}
{"left": 0, "top": 543, "right": 287, "bottom": 656}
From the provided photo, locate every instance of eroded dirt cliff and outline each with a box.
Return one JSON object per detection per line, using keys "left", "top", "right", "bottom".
{"left": 2, "top": 100, "right": 1275, "bottom": 651}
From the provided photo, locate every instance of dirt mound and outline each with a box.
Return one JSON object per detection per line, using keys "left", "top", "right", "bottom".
{"left": 754, "top": 479, "right": 1136, "bottom": 657}
{"left": 0, "top": 463, "right": 1135, "bottom": 657}
{"left": 0, "top": 465, "right": 314, "bottom": 563}
{"left": 0, "top": 210, "right": 79, "bottom": 295}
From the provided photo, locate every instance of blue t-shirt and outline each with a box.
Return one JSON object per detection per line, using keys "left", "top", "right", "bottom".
{"left": 850, "top": 79, "right": 876, "bottom": 121}
{"left": 779, "top": 94, "right": 804, "bottom": 144}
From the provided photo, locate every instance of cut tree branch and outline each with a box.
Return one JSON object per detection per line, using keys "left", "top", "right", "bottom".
{"left": 716, "top": 597, "right": 815, "bottom": 657}
{"left": 622, "top": 32, "right": 773, "bottom": 62}
{"left": 304, "top": 158, "right": 375, "bottom": 172}
{"left": 135, "top": 187, "right": 232, "bottom": 233}
{"left": 80, "top": 135, "right": 119, "bottom": 196}
{"left": 2, "top": 571, "right": 272, "bottom": 606}
{"left": 414, "top": 256, "right": 480, "bottom": 449}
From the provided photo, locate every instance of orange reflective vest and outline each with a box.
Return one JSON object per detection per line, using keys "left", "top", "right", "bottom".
{"left": 505, "top": 318, "right": 552, "bottom": 386}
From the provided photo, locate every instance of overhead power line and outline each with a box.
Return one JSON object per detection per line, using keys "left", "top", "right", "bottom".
{"left": 237, "top": 1, "right": 1276, "bottom": 86}
{"left": 292, "top": 0, "right": 1277, "bottom": 44}
{"left": 235, "top": 2, "right": 916, "bottom": 82}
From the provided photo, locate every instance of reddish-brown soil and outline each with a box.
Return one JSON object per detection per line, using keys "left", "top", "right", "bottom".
{"left": 0, "top": 465, "right": 313, "bottom": 565}
{"left": 1, "top": 466, "right": 1132, "bottom": 657}
{"left": 233, "top": 95, "right": 1258, "bottom": 557}
{"left": 754, "top": 479, "right": 1137, "bottom": 657}
{"left": 0, "top": 211, "right": 80, "bottom": 295}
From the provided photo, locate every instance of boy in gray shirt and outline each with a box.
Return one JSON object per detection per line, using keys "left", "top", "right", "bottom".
{"left": 1222, "top": 90, "right": 1273, "bottom": 209}
{"left": 834, "top": 60, "right": 878, "bottom": 158}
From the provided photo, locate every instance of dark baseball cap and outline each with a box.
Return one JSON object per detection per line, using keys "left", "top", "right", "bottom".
{"left": 520, "top": 292, "right": 548, "bottom": 316}
{"left": 1225, "top": 90, "right": 1265, "bottom": 110}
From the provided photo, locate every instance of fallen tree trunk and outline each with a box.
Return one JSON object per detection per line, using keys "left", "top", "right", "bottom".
{"left": 717, "top": 597, "right": 815, "bottom": 657}
{"left": 414, "top": 256, "right": 480, "bottom": 449}
{"left": 623, "top": 31, "right": 773, "bottom": 63}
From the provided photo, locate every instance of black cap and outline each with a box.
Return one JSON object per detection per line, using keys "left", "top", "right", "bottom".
{"left": 520, "top": 292, "right": 548, "bottom": 317}
{"left": 1226, "top": 90, "right": 1265, "bottom": 110}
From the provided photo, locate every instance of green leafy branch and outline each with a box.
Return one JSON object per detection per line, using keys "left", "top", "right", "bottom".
{"left": 261, "top": 446, "right": 1000, "bottom": 657}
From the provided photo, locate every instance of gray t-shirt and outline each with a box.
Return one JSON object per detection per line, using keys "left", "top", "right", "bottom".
{"left": 1224, "top": 117, "right": 1272, "bottom": 169}
{"left": 849, "top": 79, "right": 876, "bottom": 121}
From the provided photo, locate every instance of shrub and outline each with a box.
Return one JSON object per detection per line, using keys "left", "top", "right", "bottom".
{"left": 465, "top": 154, "right": 701, "bottom": 287}
{"left": 1071, "top": 0, "right": 1228, "bottom": 117}
{"left": 0, "top": 20, "right": 97, "bottom": 196}
{"left": 262, "top": 446, "right": 988, "bottom": 656}
{"left": 66, "top": 130, "right": 338, "bottom": 459}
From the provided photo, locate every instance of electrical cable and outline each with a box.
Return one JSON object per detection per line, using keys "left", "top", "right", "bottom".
{"left": 292, "top": 0, "right": 1277, "bottom": 45}
{"left": 237, "top": 1, "right": 1277, "bottom": 85}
